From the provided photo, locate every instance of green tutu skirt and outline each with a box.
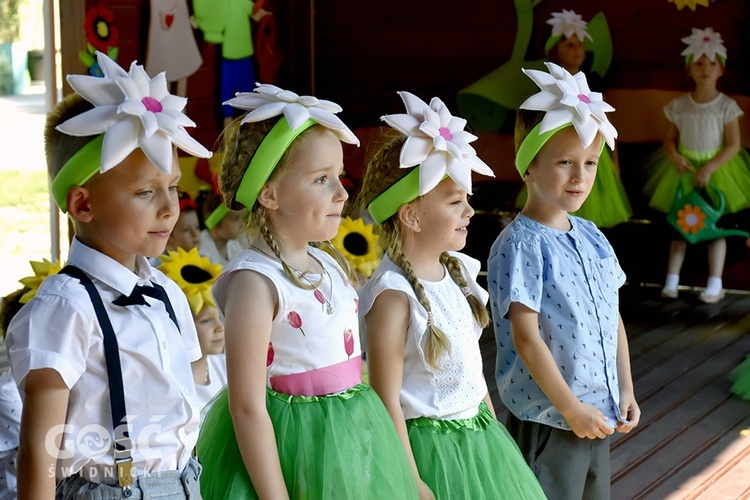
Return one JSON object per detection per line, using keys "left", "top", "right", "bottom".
{"left": 406, "top": 402, "right": 546, "bottom": 500}
{"left": 730, "top": 355, "right": 750, "bottom": 401}
{"left": 516, "top": 148, "right": 632, "bottom": 228}
{"left": 197, "top": 383, "right": 419, "bottom": 499}
{"left": 643, "top": 145, "right": 750, "bottom": 214}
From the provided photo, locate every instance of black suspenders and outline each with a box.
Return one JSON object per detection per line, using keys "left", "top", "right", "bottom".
{"left": 58, "top": 265, "right": 179, "bottom": 489}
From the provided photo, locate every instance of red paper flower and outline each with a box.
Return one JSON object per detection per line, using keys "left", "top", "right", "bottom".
{"left": 287, "top": 311, "right": 306, "bottom": 336}
{"left": 266, "top": 342, "right": 274, "bottom": 367}
{"left": 344, "top": 329, "right": 354, "bottom": 358}
{"left": 84, "top": 3, "right": 119, "bottom": 53}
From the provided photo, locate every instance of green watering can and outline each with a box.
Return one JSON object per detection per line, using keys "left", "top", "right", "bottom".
{"left": 667, "top": 184, "right": 749, "bottom": 244}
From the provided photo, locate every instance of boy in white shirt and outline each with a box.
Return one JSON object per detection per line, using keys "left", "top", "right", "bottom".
{"left": 6, "top": 51, "right": 211, "bottom": 498}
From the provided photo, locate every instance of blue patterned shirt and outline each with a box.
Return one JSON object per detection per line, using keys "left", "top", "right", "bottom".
{"left": 488, "top": 213, "right": 626, "bottom": 430}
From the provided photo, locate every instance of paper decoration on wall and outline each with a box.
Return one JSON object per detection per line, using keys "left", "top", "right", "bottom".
{"left": 456, "top": 0, "right": 612, "bottom": 134}
{"left": 192, "top": 0, "right": 272, "bottom": 127}
{"left": 669, "top": 0, "right": 713, "bottom": 11}
{"left": 80, "top": 2, "right": 119, "bottom": 76}
{"left": 145, "top": 0, "right": 203, "bottom": 96}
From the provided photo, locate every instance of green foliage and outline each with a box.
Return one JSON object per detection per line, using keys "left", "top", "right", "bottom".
{"left": 0, "top": 0, "right": 21, "bottom": 44}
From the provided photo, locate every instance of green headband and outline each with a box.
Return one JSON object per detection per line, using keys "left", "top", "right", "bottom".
{"left": 367, "top": 167, "right": 449, "bottom": 224}
{"left": 234, "top": 117, "right": 316, "bottom": 209}
{"left": 515, "top": 121, "right": 607, "bottom": 177}
{"left": 684, "top": 54, "right": 726, "bottom": 66}
{"left": 51, "top": 134, "right": 105, "bottom": 213}
{"left": 204, "top": 204, "right": 230, "bottom": 230}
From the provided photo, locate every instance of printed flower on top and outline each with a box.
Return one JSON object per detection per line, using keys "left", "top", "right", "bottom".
{"left": 520, "top": 62, "right": 617, "bottom": 150}
{"left": 546, "top": 9, "right": 592, "bottom": 42}
{"left": 225, "top": 83, "right": 360, "bottom": 146}
{"left": 18, "top": 259, "right": 63, "bottom": 304}
{"left": 57, "top": 51, "right": 211, "bottom": 175}
{"left": 84, "top": 3, "right": 119, "bottom": 54}
{"left": 159, "top": 248, "right": 223, "bottom": 316}
{"left": 382, "top": 91, "right": 495, "bottom": 196}
{"left": 677, "top": 204, "right": 707, "bottom": 235}
{"left": 331, "top": 216, "right": 381, "bottom": 278}
{"left": 680, "top": 27, "right": 727, "bottom": 63}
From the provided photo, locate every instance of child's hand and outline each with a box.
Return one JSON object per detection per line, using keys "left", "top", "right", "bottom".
{"left": 563, "top": 401, "right": 615, "bottom": 440}
{"left": 693, "top": 167, "right": 713, "bottom": 188}
{"left": 669, "top": 153, "right": 694, "bottom": 173}
{"left": 616, "top": 391, "right": 641, "bottom": 434}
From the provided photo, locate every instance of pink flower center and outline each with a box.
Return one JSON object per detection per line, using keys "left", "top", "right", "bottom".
{"left": 141, "top": 96, "right": 163, "bottom": 113}
{"left": 577, "top": 94, "right": 591, "bottom": 104}
{"left": 703, "top": 36, "right": 711, "bottom": 42}
{"left": 439, "top": 127, "right": 453, "bottom": 141}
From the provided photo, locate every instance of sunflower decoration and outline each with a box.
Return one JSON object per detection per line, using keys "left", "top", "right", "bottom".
{"left": 159, "top": 248, "right": 223, "bottom": 316}
{"left": 668, "top": 0, "right": 713, "bottom": 11}
{"left": 18, "top": 259, "right": 64, "bottom": 304}
{"left": 80, "top": 3, "right": 119, "bottom": 76}
{"left": 331, "top": 217, "right": 382, "bottom": 278}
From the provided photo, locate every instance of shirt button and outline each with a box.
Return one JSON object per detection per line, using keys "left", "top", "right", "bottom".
{"left": 161, "top": 342, "right": 167, "bottom": 350}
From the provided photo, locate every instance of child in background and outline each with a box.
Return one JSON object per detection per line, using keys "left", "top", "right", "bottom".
{"left": 643, "top": 27, "right": 750, "bottom": 303}
{"left": 356, "top": 91, "right": 545, "bottom": 500}
{"left": 489, "top": 62, "right": 640, "bottom": 499}
{"left": 159, "top": 247, "right": 227, "bottom": 410}
{"left": 197, "top": 189, "right": 245, "bottom": 266}
{"left": 196, "top": 84, "right": 419, "bottom": 498}
{"left": 5, "top": 51, "right": 211, "bottom": 497}
{"left": 517, "top": 9, "right": 632, "bottom": 229}
{"left": 167, "top": 191, "right": 202, "bottom": 253}
{"left": 0, "top": 289, "right": 24, "bottom": 500}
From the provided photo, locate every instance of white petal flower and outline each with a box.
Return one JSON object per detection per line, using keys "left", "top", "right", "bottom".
{"left": 520, "top": 62, "right": 617, "bottom": 150}
{"left": 381, "top": 91, "right": 494, "bottom": 196}
{"left": 225, "top": 83, "right": 359, "bottom": 146}
{"left": 56, "top": 51, "right": 211, "bottom": 174}
{"left": 680, "top": 27, "right": 727, "bottom": 63}
{"left": 546, "top": 9, "right": 592, "bottom": 42}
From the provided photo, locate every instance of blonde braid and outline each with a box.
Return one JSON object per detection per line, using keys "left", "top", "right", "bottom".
{"left": 440, "top": 253, "right": 490, "bottom": 329}
{"left": 256, "top": 213, "right": 319, "bottom": 290}
{"left": 389, "top": 241, "right": 451, "bottom": 370}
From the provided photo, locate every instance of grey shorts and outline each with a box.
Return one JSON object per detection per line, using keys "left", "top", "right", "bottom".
{"left": 55, "top": 457, "right": 201, "bottom": 499}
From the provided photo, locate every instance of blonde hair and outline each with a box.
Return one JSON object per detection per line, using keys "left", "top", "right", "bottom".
{"left": 356, "top": 131, "right": 490, "bottom": 370}
{"left": 44, "top": 93, "right": 96, "bottom": 180}
{"left": 218, "top": 117, "right": 356, "bottom": 287}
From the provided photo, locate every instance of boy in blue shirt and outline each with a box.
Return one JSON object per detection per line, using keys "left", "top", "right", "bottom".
{"left": 6, "top": 51, "right": 212, "bottom": 498}
{"left": 488, "top": 62, "right": 641, "bottom": 499}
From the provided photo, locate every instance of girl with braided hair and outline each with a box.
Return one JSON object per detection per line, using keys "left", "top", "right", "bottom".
{"left": 356, "top": 92, "right": 545, "bottom": 500}
{"left": 195, "top": 84, "right": 418, "bottom": 499}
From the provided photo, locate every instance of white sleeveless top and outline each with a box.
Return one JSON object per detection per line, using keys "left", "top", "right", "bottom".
{"left": 213, "top": 247, "right": 361, "bottom": 395}
{"left": 359, "top": 252, "right": 489, "bottom": 420}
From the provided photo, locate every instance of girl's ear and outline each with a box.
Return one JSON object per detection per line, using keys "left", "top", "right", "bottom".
{"left": 257, "top": 182, "right": 279, "bottom": 211}
{"left": 67, "top": 187, "right": 94, "bottom": 223}
{"left": 397, "top": 203, "right": 421, "bottom": 232}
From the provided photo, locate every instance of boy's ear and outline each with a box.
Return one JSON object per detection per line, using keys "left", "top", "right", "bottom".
{"left": 66, "top": 187, "right": 94, "bottom": 223}
{"left": 257, "top": 182, "right": 279, "bottom": 211}
{"left": 397, "top": 203, "right": 421, "bottom": 232}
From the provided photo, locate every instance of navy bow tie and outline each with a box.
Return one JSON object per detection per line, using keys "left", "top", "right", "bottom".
{"left": 113, "top": 284, "right": 167, "bottom": 308}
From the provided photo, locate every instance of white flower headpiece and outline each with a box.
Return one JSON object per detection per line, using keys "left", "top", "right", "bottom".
{"left": 56, "top": 51, "right": 211, "bottom": 174}
{"left": 547, "top": 9, "right": 592, "bottom": 43}
{"left": 225, "top": 83, "right": 359, "bottom": 145}
{"left": 680, "top": 27, "right": 727, "bottom": 64}
{"left": 515, "top": 62, "right": 618, "bottom": 176}
{"left": 520, "top": 62, "right": 617, "bottom": 150}
{"left": 225, "top": 83, "right": 359, "bottom": 209}
{"left": 381, "top": 91, "right": 494, "bottom": 196}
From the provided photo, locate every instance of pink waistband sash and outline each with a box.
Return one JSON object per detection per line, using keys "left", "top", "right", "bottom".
{"left": 270, "top": 356, "right": 363, "bottom": 397}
